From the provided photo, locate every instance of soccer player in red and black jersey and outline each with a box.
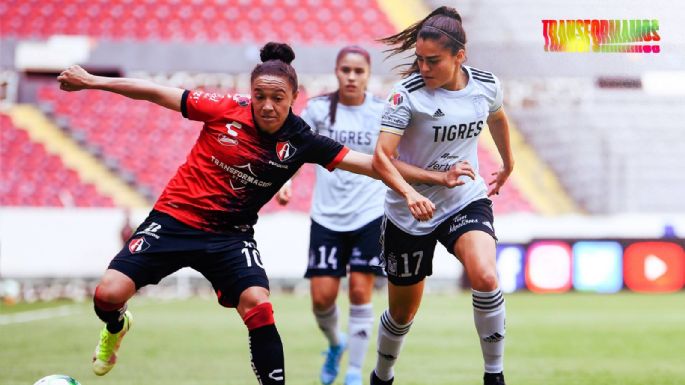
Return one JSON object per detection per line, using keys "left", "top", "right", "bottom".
{"left": 57, "top": 42, "right": 471, "bottom": 384}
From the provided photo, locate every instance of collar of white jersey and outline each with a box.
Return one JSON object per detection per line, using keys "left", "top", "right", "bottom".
{"left": 431, "top": 67, "right": 475, "bottom": 98}
{"left": 337, "top": 91, "right": 374, "bottom": 110}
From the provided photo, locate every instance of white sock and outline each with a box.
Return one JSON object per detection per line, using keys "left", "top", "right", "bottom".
{"left": 472, "top": 288, "right": 506, "bottom": 373}
{"left": 347, "top": 303, "right": 374, "bottom": 373}
{"left": 374, "top": 309, "right": 412, "bottom": 381}
{"left": 314, "top": 304, "right": 340, "bottom": 346}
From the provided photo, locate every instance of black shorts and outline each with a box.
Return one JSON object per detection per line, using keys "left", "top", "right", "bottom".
{"left": 381, "top": 198, "right": 497, "bottom": 286}
{"left": 304, "top": 217, "right": 385, "bottom": 278}
{"left": 109, "top": 210, "right": 269, "bottom": 308}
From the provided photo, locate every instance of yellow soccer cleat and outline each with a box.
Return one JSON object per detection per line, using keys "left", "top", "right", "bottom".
{"left": 92, "top": 310, "right": 132, "bottom": 376}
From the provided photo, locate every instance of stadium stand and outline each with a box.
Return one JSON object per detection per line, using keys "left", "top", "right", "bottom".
{"left": 508, "top": 79, "right": 685, "bottom": 213}
{"left": 1, "top": 113, "right": 114, "bottom": 206}
{"left": 38, "top": 85, "right": 202, "bottom": 199}
{"left": 0, "top": 0, "right": 395, "bottom": 44}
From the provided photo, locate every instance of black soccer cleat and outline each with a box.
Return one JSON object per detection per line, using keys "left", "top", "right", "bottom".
{"left": 370, "top": 370, "right": 394, "bottom": 385}
{"left": 484, "top": 371, "right": 506, "bottom": 385}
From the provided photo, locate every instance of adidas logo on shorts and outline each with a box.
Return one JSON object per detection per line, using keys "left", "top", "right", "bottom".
{"left": 432, "top": 108, "right": 445, "bottom": 118}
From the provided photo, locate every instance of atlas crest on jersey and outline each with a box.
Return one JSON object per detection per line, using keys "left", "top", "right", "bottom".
{"left": 276, "top": 140, "right": 297, "bottom": 162}
{"left": 217, "top": 121, "right": 242, "bottom": 146}
{"left": 232, "top": 93, "right": 250, "bottom": 107}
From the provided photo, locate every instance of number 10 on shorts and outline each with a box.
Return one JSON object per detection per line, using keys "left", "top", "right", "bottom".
{"left": 241, "top": 241, "right": 264, "bottom": 268}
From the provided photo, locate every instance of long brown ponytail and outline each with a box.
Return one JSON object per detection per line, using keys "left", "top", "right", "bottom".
{"left": 378, "top": 6, "right": 466, "bottom": 77}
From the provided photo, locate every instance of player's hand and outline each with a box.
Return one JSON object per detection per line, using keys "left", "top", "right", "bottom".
{"left": 405, "top": 190, "right": 435, "bottom": 222}
{"left": 488, "top": 165, "right": 512, "bottom": 197}
{"left": 275, "top": 181, "right": 292, "bottom": 206}
{"left": 443, "top": 160, "right": 476, "bottom": 188}
{"left": 57, "top": 65, "right": 94, "bottom": 92}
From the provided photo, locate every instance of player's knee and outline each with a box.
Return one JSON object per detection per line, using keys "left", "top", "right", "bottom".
{"left": 348, "top": 285, "right": 370, "bottom": 305}
{"left": 389, "top": 308, "right": 415, "bottom": 325}
{"left": 470, "top": 271, "right": 499, "bottom": 292}
{"left": 93, "top": 283, "right": 128, "bottom": 307}
{"left": 242, "top": 302, "right": 275, "bottom": 331}
{"left": 237, "top": 286, "right": 270, "bottom": 314}
{"left": 311, "top": 290, "right": 336, "bottom": 311}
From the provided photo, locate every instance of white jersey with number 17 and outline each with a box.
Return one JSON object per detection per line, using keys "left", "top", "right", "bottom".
{"left": 380, "top": 66, "right": 503, "bottom": 235}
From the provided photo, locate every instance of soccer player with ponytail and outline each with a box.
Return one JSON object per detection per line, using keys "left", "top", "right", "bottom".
{"left": 370, "top": 6, "right": 513, "bottom": 385}
{"left": 58, "top": 41, "right": 472, "bottom": 384}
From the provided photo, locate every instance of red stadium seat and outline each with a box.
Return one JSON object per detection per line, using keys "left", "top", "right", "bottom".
{"left": 1, "top": 113, "right": 114, "bottom": 207}
{"left": 0, "top": 0, "right": 396, "bottom": 44}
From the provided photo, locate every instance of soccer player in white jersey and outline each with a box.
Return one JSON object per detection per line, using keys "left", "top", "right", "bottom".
{"left": 368, "top": 6, "right": 514, "bottom": 385}
{"left": 277, "top": 46, "right": 390, "bottom": 385}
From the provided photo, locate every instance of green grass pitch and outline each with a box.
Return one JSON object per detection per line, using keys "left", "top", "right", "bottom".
{"left": 2, "top": 291, "right": 684, "bottom": 385}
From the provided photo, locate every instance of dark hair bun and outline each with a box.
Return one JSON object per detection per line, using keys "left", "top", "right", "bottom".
{"left": 260, "top": 42, "right": 295, "bottom": 65}
{"left": 434, "top": 6, "right": 462, "bottom": 23}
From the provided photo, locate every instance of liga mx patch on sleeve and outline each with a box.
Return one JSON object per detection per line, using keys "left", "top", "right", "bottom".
{"left": 388, "top": 90, "right": 403, "bottom": 109}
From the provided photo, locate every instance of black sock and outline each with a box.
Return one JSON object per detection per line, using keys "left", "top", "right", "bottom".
{"left": 93, "top": 302, "right": 126, "bottom": 334}
{"left": 248, "top": 324, "right": 285, "bottom": 384}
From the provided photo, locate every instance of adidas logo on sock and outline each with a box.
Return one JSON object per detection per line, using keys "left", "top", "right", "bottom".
{"left": 378, "top": 351, "right": 397, "bottom": 361}
{"left": 483, "top": 332, "right": 504, "bottom": 343}
{"left": 354, "top": 330, "right": 368, "bottom": 338}
{"left": 432, "top": 108, "right": 445, "bottom": 118}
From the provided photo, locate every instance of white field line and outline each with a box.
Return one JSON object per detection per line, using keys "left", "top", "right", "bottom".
{"left": 0, "top": 305, "right": 82, "bottom": 325}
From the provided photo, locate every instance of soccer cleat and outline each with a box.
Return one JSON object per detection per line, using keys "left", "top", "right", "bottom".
{"left": 369, "top": 370, "right": 394, "bottom": 385}
{"left": 484, "top": 371, "right": 506, "bottom": 385}
{"left": 92, "top": 310, "right": 132, "bottom": 376}
{"left": 344, "top": 370, "right": 362, "bottom": 385}
{"left": 320, "top": 333, "right": 346, "bottom": 385}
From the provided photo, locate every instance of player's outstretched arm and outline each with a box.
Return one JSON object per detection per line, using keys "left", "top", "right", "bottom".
{"left": 57, "top": 65, "right": 184, "bottom": 112}
{"left": 337, "top": 150, "right": 474, "bottom": 188}
{"left": 486, "top": 107, "right": 515, "bottom": 196}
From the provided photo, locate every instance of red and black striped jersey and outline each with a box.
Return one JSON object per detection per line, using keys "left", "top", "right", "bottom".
{"left": 153, "top": 90, "right": 349, "bottom": 233}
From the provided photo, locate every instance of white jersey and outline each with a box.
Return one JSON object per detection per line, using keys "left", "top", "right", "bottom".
{"left": 303, "top": 92, "right": 387, "bottom": 231}
{"left": 380, "top": 66, "right": 503, "bottom": 235}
